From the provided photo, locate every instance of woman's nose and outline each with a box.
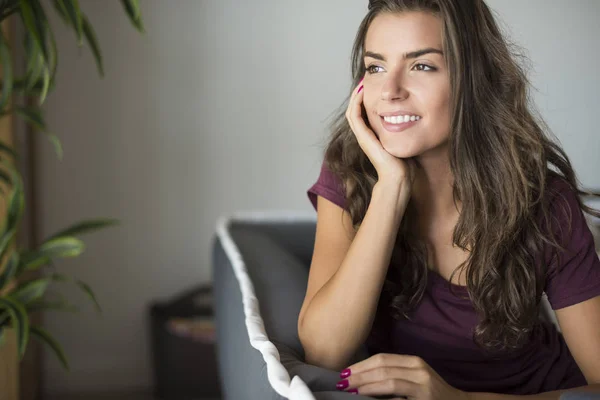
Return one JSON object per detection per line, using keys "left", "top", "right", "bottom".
{"left": 381, "top": 76, "right": 409, "bottom": 101}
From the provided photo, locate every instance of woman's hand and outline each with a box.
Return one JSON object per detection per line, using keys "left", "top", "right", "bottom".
{"left": 345, "top": 77, "right": 417, "bottom": 190}
{"left": 337, "top": 353, "right": 469, "bottom": 400}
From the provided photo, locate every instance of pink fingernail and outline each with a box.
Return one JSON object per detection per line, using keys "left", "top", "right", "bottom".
{"left": 357, "top": 85, "right": 363, "bottom": 94}
{"left": 336, "top": 379, "right": 349, "bottom": 390}
{"left": 340, "top": 368, "right": 351, "bottom": 379}
{"left": 348, "top": 388, "right": 359, "bottom": 394}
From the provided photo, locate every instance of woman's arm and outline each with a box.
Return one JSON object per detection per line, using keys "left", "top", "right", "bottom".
{"left": 556, "top": 295, "right": 600, "bottom": 383}
{"left": 298, "top": 177, "right": 408, "bottom": 371}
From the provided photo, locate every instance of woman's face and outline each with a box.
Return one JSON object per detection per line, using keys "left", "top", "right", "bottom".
{"left": 362, "top": 11, "right": 451, "bottom": 160}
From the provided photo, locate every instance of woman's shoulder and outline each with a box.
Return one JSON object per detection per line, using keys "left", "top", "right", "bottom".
{"left": 307, "top": 160, "right": 348, "bottom": 211}
{"left": 541, "top": 174, "right": 600, "bottom": 309}
{"left": 546, "top": 173, "right": 575, "bottom": 199}
{"left": 537, "top": 174, "right": 574, "bottom": 234}
{"left": 543, "top": 173, "right": 582, "bottom": 222}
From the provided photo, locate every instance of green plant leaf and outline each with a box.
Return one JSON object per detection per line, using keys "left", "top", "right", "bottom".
{"left": 51, "top": 0, "right": 70, "bottom": 25}
{"left": 0, "top": 139, "right": 18, "bottom": 160}
{"left": 24, "top": 35, "right": 44, "bottom": 91}
{"left": 0, "top": 165, "right": 21, "bottom": 260}
{"left": 38, "top": 58, "right": 50, "bottom": 105}
{"left": 81, "top": 13, "right": 103, "bottom": 77}
{"left": 120, "top": 0, "right": 144, "bottom": 33}
{"left": 26, "top": 299, "right": 79, "bottom": 314}
{"left": 0, "top": 1, "right": 20, "bottom": 22}
{"left": 48, "top": 273, "right": 101, "bottom": 313}
{"left": 0, "top": 165, "right": 24, "bottom": 261}
{"left": 13, "top": 106, "right": 63, "bottom": 159}
{"left": 13, "top": 104, "right": 44, "bottom": 129}
{"left": 9, "top": 76, "right": 55, "bottom": 94}
{"left": 6, "top": 164, "right": 24, "bottom": 230}
{"left": 76, "top": 279, "right": 101, "bottom": 313}
{"left": 48, "top": 272, "right": 68, "bottom": 282}
{"left": 0, "top": 167, "right": 11, "bottom": 186}
{"left": 19, "top": 250, "right": 49, "bottom": 271}
{"left": 0, "top": 252, "right": 19, "bottom": 289}
{"left": 18, "top": 0, "right": 50, "bottom": 64}
{"left": 29, "top": 0, "right": 53, "bottom": 103}
{"left": 0, "top": 227, "right": 16, "bottom": 260}
{"left": 47, "top": 134, "right": 62, "bottom": 159}
{"left": 19, "top": 3, "right": 53, "bottom": 93}
{"left": 30, "top": 1, "right": 58, "bottom": 97}
{"left": 47, "top": 218, "right": 119, "bottom": 241}
{"left": 31, "top": 325, "right": 69, "bottom": 370}
{"left": 45, "top": 8, "right": 59, "bottom": 85}
{"left": 12, "top": 278, "right": 50, "bottom": 305}
{"left": 39, "top": 236, "right": 85, "bottom": 259}
{"left": 61, "top": 0, "right": 83, "bottom": 45}
{"left": 30, "top": 0, "right": 52, "bottom": 61}
{"left": 0, "top": 28, "right": 13, "bottom": 111}
{"left": 0, "top": 296, "right": 29, "bottom": 357}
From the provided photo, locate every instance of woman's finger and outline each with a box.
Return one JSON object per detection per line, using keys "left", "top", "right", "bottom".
{"left": 344, "top": 353, "right": 426, "bottom": 375}
{"left": 350, "top": 84, "right": 370, "bottom": 134}
{"left": 346, "top": 80, "right": 364, "bottom": 138}
{"left": 354, "top": 378, "right": 419, "bottom": 399}
{"left": 345, "top": 366, "right": 429, "bottom": 389}
{"left": 347, "top": 81, "right": 382, "bottom": 156}
{"left": 345, "top": 78, "right": 363, "bottom": 116}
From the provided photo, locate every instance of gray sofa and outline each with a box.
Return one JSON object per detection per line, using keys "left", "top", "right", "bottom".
{"left": 211, "top": 214, "right": 600, "bottom": 400}
{"left": 212, "top": 215, "right": 370, "bottom": 400}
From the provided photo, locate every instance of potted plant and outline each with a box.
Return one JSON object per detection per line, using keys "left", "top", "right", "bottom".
{"left": 0, "top": 0, "right": 144, "bottom": 394}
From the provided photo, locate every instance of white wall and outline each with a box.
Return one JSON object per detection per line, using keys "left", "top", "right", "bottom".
{"left": 37, "top": 0, "right": 599, "bottom": 394}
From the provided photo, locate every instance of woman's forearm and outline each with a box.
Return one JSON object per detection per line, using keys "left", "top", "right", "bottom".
{"left": 299, "top": 178, "right": 408, "bottom": 370}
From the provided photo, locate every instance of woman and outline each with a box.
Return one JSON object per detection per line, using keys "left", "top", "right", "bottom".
{"left": 298, "top": 0, "right": 600, "bottom": 398}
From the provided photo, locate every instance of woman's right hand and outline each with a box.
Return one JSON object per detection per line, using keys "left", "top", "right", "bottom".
{"left": 345, "top": 78, "right": 417, "bottom": 201}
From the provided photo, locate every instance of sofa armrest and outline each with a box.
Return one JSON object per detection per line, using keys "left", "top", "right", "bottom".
{"left": 213, "top": 218, "right": 370, "bottom": 400}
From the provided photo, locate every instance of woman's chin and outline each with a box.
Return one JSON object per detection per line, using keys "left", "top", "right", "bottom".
{"left": 381, "top": 142, "right": 419, "bottom": 160}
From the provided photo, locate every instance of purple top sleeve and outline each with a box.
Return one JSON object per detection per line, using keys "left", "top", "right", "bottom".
{"left": 544, "top": 178, "right": 600, "bottom": 309}
{"left": 307, "top": 161, "right": 347, "bottom": 211}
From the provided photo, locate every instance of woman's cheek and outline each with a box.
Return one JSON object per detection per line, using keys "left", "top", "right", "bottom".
{"left": 366, "top": 108, "right": 379, "bottom": 132}
{"left": 363, "top": 95, "right": 378, "bottom": 124}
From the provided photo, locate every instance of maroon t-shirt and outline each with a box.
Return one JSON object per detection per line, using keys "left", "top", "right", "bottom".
{"left": 307, "top": 161, "right": 600, "bottom": 395}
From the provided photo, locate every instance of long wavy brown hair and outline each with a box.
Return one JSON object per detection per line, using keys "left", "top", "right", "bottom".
{"left": 323, "top": 0, "right": 600, "bottom": 353}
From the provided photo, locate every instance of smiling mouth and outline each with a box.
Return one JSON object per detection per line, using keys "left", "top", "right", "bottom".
{"left": 380, "top": 115, "right": 421, "bottom": 133}
{"left": 381, "top": 115, "right": 422, "bottom": 124}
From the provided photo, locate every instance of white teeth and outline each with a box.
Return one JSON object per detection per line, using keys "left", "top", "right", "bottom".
{"left": 383, "top": 115, "right": 421, "bottom": 124}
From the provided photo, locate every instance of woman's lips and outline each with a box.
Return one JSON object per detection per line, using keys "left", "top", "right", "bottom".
{"left": 380, "top": 116, "right": 421, "bottom": 133}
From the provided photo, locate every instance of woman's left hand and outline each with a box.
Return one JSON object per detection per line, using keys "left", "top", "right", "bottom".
{"left": 337, "top": 353, "right": 469, "bottom": 400}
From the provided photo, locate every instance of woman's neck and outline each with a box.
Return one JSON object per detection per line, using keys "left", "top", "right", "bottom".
{"left": 411, "top": 148, "right": 460, "bottom": 223}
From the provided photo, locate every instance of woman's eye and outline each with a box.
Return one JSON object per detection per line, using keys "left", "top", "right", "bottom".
{"left": 366, "top": 64, "right": 437, "bottom": 74}
{"left": 413, "top": 63, "right": 436, "bottom": 72}
{"left": 366, "top": 65, "right": 383, "bottom": 74}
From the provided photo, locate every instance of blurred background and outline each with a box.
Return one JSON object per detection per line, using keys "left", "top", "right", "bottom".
{"left": 0, "top": 0, "right": 598, "bottom": 399}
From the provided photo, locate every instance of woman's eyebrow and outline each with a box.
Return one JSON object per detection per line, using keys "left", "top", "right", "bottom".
{"left": 364, "top": 47, "right": 444, "bottom": 61}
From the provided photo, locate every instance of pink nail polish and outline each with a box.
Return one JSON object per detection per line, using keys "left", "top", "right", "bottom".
{"left": 340, "top": 368, "right": 352, "bottom": 379}
{"left": 336, "top": 379, "right": 349, "bottom": 390}
{"left": 357, "top": 85, "right": 363, "bottom": 94}
{"left": 348, "top": 388, "right": 359, "bottom": 394}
